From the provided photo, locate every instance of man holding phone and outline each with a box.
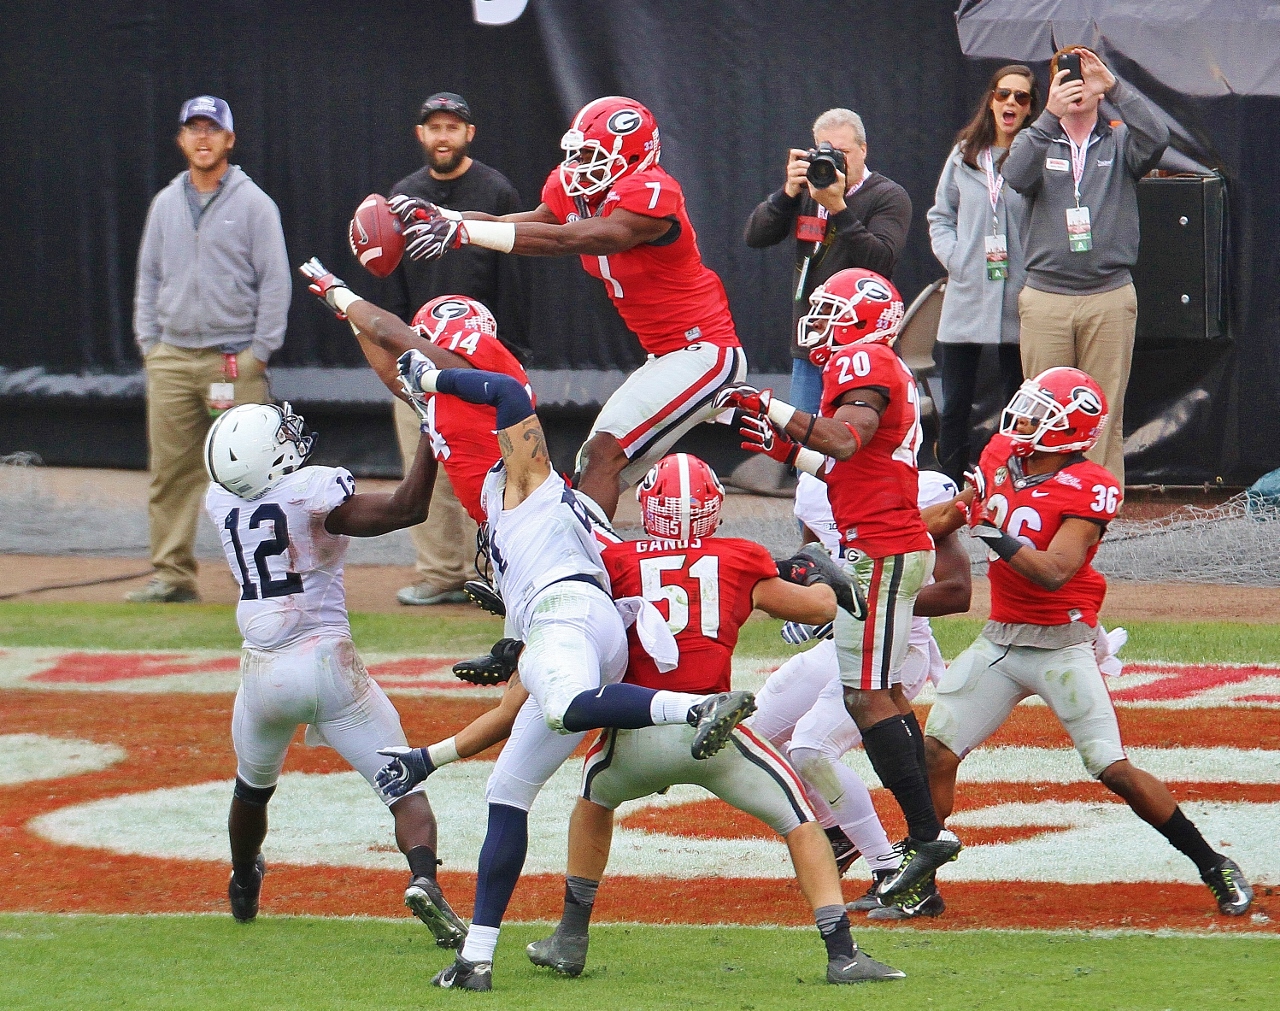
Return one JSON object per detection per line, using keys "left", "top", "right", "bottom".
{"left": 1002, "top": 48, "right": 1168, "bottom": 487}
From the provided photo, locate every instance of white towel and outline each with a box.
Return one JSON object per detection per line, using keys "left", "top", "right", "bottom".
{"left": 614, "top": 595, "right": 680, "bottom": 673}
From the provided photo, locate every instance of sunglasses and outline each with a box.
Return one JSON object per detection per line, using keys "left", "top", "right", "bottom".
{"left": 993, "top": 88, "right": 1032, "bottom": 107}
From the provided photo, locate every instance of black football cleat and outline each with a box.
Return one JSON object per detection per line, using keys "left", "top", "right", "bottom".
{"left": 432, "top": 955, "right": 493, "bottom": 991}
{"left": 1201, "top": 857, "right": 1254, "bottom": 916}
{"left": 453, "top": 638, "right": 525, "bottom": 686}
{"left": 228, "top": 853, "right": 265, "bottom": 923}
{"left": 526, "top": 929, "right": 589, "bottom": 976}
{"left": 847, "top": 869, "right": 895, "bottom": 912}
{"left": 688, "top": 690, "right": 756, "bottom": 760}
{"left": 826, "top": 947, "right": 907, "bottom": 983}
{"left": 405, "top": 876, "right": 469, "bottom": 948}
{"left": 867, "top": 877, "right": 945, "bottom": 920}
{"left": 463, "top": 579, "right": 506, "bottom": 617}
{"left": 876, "top": 830, "right": 961, "bottom": 900}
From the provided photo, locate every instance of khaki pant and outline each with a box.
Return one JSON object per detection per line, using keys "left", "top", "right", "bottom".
{"left": 392, "top": 397, "right": 478, "bottom": 590}
{"left": 144, "top": 343, "right": 270, "bottom": 590}
{"left": 1018, "top": 283, "right": 1137, "bottom": 486}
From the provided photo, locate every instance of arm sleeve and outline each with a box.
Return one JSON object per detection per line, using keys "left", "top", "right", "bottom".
{"left": 743, "top": 188, "right": 802, "bottom": 248}
{"left": 1002, "top": 110, "right": 1059, "bottom": 195}
{"left": 133, "top": 197, "right": 163, "bottom": 356}
{"left": 435, "top": 368, "right": 535, "bottom": 429}
{"left": 825, "top": 184, "right": 912, "bottom": 277}
{"left": 249, "top": 196, "right": 292, "bottom": 362}
{"left": 927, "top": 150, "right": 962, "bottom": 273}
{"left": 1108, "top": 79, "right": 1171, "bottom": 177}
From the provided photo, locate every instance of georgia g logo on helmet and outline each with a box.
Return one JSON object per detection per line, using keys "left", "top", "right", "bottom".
{"left": 854, "top": 276, "right": 894, "bottom": 304}
{"left": 1071, "top": 386, "right": 1104, "bottom": 416}
{"left": 607, "top": 108, "right": 643, "bottom": 135}
{"left": 430, "top": 299, "right": 472, "bottom": 321}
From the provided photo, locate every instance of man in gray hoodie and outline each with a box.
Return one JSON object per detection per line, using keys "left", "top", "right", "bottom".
{"left": 1003, "top": 49, "right": 1168, "bottom": 487}
{"left": 130, "top": 95, "right": 291, "bottom": 603}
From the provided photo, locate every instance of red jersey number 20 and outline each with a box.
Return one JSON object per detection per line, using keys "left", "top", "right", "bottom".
{"left": 640, "top": 553, "right": 720, "bottom": 639}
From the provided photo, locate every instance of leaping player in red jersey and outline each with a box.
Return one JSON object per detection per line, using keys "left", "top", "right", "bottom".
{"left": 716, "top": 267, "right": 960, "bottom": 905}
{"left": 385, "top": 96, "right": 747, "bottom": 521}
{"left": 924, "top": 366, "right": 1254, "bottom": 918}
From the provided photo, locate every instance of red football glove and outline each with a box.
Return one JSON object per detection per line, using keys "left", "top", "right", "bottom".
{"left": 298, "top": 257, "right": 352, "bottom": 320}
{"left": 740, "top": 413, "right": 802, "bottom": 466}
{"left": 714, "top": 383, "right": 774, "bottom": 416}
{"left": 962, "top": 469, "right": 990, "bottom": 528}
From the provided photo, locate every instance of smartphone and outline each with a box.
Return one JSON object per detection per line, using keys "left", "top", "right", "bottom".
{"left": 1058, "top": 52, "right": 1083, "bottom": 84}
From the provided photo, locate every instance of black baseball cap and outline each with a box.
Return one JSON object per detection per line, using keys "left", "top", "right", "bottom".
{"left": 419, "top": 92, "right": 473, "bottom": 124}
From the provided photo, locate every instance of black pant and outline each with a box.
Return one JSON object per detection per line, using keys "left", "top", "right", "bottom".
{"left": 936, "top": 343, "right": 1024, "bottom": 484}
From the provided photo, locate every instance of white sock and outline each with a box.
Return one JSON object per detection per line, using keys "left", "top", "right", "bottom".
{"left": 650, "top": 690, "right": 707, "bottom": 726}
{"left": 461, "top": 924, "right": 500, "bottom": 963}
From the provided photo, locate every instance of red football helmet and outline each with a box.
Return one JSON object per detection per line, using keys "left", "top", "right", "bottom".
{"left": 636, "top": 453, "right": 725, "bottom": 541}
{"left": 797, "top": 268, "right": 905, "bottom": 367}
{"left": 559, "top": 97, "right": 661, "bottom": 200}
{"left": 1000, "top": 367, "right": 1109, "bottom": 457}
{"left": 411, "top": 295, "right": 498, "bottom": 344}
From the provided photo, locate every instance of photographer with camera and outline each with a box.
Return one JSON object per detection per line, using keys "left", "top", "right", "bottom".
{"left": 746, "top": 109, "right": 911, "bottom": 413}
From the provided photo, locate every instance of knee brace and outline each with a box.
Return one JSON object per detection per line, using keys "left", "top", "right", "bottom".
{"left": 233, "top": 778, "right": 276, "bottom": 807}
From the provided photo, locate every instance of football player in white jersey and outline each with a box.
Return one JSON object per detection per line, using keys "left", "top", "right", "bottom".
{"left": 752, "top": 470, "right": 972, "bottom": 919}
{"left": 203, "top": 402, "right": 469, "bottom": 946}
{"left": 374, "top": 351, "right": 759, "bottom": 992}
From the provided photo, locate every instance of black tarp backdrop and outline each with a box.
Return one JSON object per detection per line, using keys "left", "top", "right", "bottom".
{"left": 1, "top": 1, "right": 1275, "bottom": 482}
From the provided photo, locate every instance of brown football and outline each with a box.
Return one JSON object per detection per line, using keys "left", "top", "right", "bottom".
{"left": 347, "top": 193, "right": 404, "bottom": 278}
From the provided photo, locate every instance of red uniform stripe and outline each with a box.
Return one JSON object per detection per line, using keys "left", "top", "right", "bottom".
{"left": 860, "top": 557, "right": 884, "bottom": 690}
{"left": 737, "top": 724, "right": 811, "bottom": 803}
{"left": 616, "top": 346, "right": 733, "bottom": 452}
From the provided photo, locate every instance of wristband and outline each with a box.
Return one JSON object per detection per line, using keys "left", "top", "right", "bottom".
{"left": 438, "top": 206, "right": 463, "bottom": 221}
{"left": 766, "top": 398, "right": 797, "bottom": 430}
{"left": 843, "top": 422, "right": 864, "bottom": 454}
{"left": 461, "top": 220, "right": 516, "bottom": 253}
{"left": 331, "top": 287, "right": 363, "bottom": 314}
{"left": 427, "top": 736, "right": 461, "bottom": 769}
{"left": 974, "top": 523, "right": 1024, "bottom": 563}
{"left": 793, "top": 447, "right": 827, "bottom": 477}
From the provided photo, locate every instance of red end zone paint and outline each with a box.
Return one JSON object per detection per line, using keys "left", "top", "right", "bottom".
{"left": 29, "top": 652, "right": 241, "bottom": 684}
{"left": 0, "top": 679, "right": 1275, "bottom": 931}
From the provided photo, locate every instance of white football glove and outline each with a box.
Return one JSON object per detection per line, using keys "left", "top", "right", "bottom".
{"left": 396, "top": 349, "right": 440, "bottom": 402}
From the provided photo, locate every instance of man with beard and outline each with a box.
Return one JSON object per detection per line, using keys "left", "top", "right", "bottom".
{"left": 387, "top": 92, "right": 529, "bottom": 607}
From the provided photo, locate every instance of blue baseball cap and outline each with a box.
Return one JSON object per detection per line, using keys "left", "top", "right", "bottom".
{"left": 179, "top": 95, "right": 234, "bottom": 132}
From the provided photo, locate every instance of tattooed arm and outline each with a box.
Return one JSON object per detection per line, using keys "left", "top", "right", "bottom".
{"left": 496, "top": 416, "right": 554, "bottom": 506}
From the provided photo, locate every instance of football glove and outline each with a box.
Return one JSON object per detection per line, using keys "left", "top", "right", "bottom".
{"left": 740, "top": 413, "right": 804, "bottom": 467}
{"left": 386, "top": 193, "right": 462, "bottom": 225}
{"left": 794, "top": 543, "right": 868, "bottom": 621}
{"left": 453, "top": 638, "right": 524, "bottom": 686}
{"left": 397, "top": 349, "right": 440, "bottom": 402}
{"left": 298, "top": 257, "right": 352, "bottom": 320}
{"left": 713, "top": 383, "right": 773, "bottom": 416}
{"left": 403, "top": 214, "right": 464, "bottom": 262}
{"left": 374, "top": 746, "right": 434, "bottom": 799}
{"left": 780, "top": 620, "right": 834, "bottom": 645}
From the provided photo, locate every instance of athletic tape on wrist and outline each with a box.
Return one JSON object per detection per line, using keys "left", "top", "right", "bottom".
{"left": 766, "top": 398, "right": 797, "bottom": 430}
{"left": 794, "top": 447, "right": 827, "bottom": 477}
{"left": 331, "top": 287, "right": 362, "bottom": 313}
{"left": 461, "top": 220, "right": 516, "bottom": 253}
{"left": 427, "top": 737, "right": 460, "bottom": 769}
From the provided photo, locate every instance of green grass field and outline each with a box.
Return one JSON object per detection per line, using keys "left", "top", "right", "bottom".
{"left": 3, "top": 600, "right": 1280, "bottom": 664}
{"left": 2, "top": 915, "right": 1277, "bottom": 1011}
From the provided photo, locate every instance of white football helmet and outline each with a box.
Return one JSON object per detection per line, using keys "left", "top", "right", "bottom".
{"left": 204, "top": 402, "right": 315, "bottom": 500}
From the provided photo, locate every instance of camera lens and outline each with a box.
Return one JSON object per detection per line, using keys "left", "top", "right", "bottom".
{"left": 806, "top": 158, "right": 837, "bottom": 189}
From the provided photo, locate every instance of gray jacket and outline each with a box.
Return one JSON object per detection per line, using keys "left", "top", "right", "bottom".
{"left": 134, "top": 165, "right": 291, "bottom": 361}
{"left": 928, "top": 144, "right": 1026, "bottom": 345}
{"left": 1002, "top": 79, "right": 1169, "bottom": 296}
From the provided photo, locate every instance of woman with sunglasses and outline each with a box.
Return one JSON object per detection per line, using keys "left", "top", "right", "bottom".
{"left": 926, "top": 66, "right": 1039, "bottom": 484}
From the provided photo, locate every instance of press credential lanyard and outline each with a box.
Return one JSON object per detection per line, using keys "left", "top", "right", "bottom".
{"left": 979, "top": 148, "right": 1009, "bottom": 280}
{"left": 1065, "top": 132, "right": 1095, "bottom": 252}
{"left": 795, "top": 167, "right": 872, "bottom": 300}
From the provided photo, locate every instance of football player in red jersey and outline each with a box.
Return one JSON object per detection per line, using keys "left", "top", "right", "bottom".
{"left": 716, "top": 267, "right": 960, "bottom": 904}
{"left": 924, "top": 367, "right": 1254, "bottom": 917}
{"left": 385, "top": 96, "right": 747, "bottom": 520}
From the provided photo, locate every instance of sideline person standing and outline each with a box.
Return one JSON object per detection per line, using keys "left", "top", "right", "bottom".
{"left": 927, "top": 65, "right": 1038, "bottom": 484}
{"left": 1002, "top": 48, "right": 1169, "bottom": 487}
{"left": 130, "top": 95, "right": 290, "bottom": 603}
{"left": 744, "top": 109, "right": 911, "bottom": 414}
{"left": 387, "top": 92, "right": 526, "bottom": 606}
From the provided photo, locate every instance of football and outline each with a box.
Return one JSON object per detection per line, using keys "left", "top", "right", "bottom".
{"left": 347, "top": 193, "right": 404, "bottom": 278}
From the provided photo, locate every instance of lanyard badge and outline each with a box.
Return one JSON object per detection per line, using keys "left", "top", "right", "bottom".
{"left": 1065, "top": 134, "right": 1094, "bottom": 252}
{"left": 208, "top": 352, "right": 238, "bottom": 417}
{"left": 980, "top": 149, "right": 1009, "bottom": 279}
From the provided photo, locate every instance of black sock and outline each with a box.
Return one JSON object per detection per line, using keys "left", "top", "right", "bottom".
{"left": 407, "top": 845, "right": 439, "bottom": 881}
{"left": 560, "top": 876, "right": 599, "bottom": 935}
{"left": 815, "top": 904, "right": 855, "bottom": 960}
{"left": 1156, "top": 807, "right": 1221, "bottom": 875}
{"left": 903, "top": 709, "right": 928, "bottom": 775}
{"left": 861, "top": 715, "right": 941, "bottom": 842}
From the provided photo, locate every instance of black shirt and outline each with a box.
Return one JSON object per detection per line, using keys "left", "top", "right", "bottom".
{"left": 387, "top": 159, "right": 528, "bottom": 359}
{"left": 744, "top": 173, "right": 912, "bottom": 359}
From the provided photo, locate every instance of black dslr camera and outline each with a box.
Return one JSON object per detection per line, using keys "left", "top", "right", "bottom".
{"left": 804, "top": 142, "right": 847, "bottom": 189}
